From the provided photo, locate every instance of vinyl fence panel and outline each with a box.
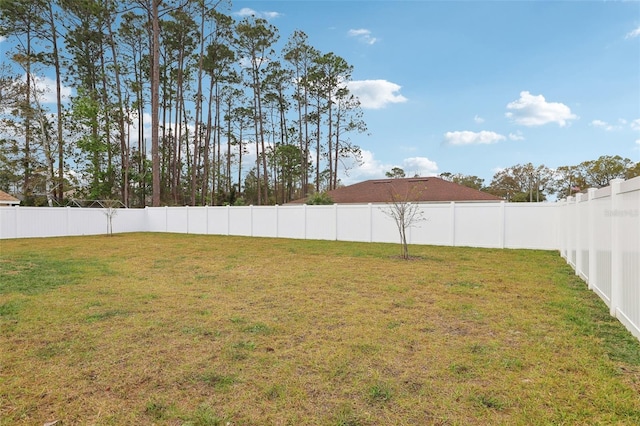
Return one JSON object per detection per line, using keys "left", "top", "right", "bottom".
{"left": 410, "top": 203, "right": 454, "bottom": 246}
{"left": 559, "top": 176, "right": 640, "bottom": 340}
{"left": 304, "top": 205, "right": 337, "bottom": 241}
{"left": 336, "top": 204, "right": 371, "bottom": 242}
{"left": 0, "top": 206, "right": 147, "bottom": 238}
{"left": 2, "top": 177, "right": 638, "bottom": 342}
{"left": 252, "top": 206, "right": 278, "bottom": 238}
{"left": 276, "top": 205, "right": 306, "bottom": 239}
{"left": 187, "top": 207, "right": 209, "bottom": 235}
{"left": 371, "top": 204, "right": 403, "bottom": 244}
{"left": 614, "top": 178, "right": 640, "bottom": 338}
{"left": 453, "top": 203, "right": 502, "bottom": 248}
{"left": 228, "top": 206, "right": 252, "bottom": 237}
{"left": 504, "top": 203, "right": 558, "bottom": 250}
{"left": 590, "top": 187, "right": 613, "bottom": 304}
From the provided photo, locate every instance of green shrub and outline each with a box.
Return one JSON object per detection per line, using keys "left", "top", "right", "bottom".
{"left": 306, "top": 192, "right": 334, "bottom": 205}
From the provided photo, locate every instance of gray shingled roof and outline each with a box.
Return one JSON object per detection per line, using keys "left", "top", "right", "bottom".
{"left": 292, "top": 177, "right": 503, "bottom": 204}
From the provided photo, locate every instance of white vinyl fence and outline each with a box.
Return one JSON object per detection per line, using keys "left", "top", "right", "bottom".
{"left": 1, "top": 177, "right": 638, "bottom": 341}
{"left": 0, "top": 206, "right": 147, "bottom": 239}
{"left": 558, "top": 177, "right": 640, "bottom": 340}
{"left": 1, "top": 201, "right": 559, "bottom": 249}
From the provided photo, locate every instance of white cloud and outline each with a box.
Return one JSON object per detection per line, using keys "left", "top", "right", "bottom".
{"left": 346, "top": 79, "right": 407, "bottom": 109}
{"left": 631, "top": 118, "right": 640, "bottom": 131}
{"left": 234, "top": 7, "right": 281, "bottom": 20}
{"left": 443, "top": 130, "right": 506, "bottom": 145}
{"left": 508, "top": 131, "right": 525, "bottom": 141}
{"left": 402, "top": 157, "right": 438, "bottom": 176}
{"left": 590, "top": 119, "right": 620, "bottom": 131}
{"left": 28, "top": 75, "right": 73, "bottom": 104}
{"left": 474, "top": 115, "right": 485, "bottom": 124}
{"left": 505, "top": 91, "right": 577, "bottom": 127}
{"left": 0, "top": 36, "right": 6, "bottom": 43}
{"left": 339, "top": 150, "right": 438, "bottom": 184}
{"left": 262, "top": 11, "right": 281, "bottom": 20}
{"left": 235, "top": 7, "right": 256, "bottom": 16}
{"left": 626, "top": 27, "right": 640, "bottom": 39}
{"left": 339, "top": 149, "right": 387, "bottom": 184}
{"left": 348, "top": 28, "right": 378, "bottom": 45}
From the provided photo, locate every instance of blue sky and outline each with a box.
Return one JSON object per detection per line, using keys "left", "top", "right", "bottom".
{"left": 2, "top": 1, "right": 638, "bottom": 189}
{"left": 235, "top": 0, "right": 640, "bottom": 186}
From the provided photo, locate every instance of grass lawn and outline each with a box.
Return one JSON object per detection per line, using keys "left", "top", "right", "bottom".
{"left": 1, "top": 233, "right": 639, "bottom": 425}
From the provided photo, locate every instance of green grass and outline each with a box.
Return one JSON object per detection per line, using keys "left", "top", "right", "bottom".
{"left": 1, "top": 233, "right": 639, "bottom": 425}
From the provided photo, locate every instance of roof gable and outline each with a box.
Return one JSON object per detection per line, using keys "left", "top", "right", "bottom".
{"left": 0, "top": 190, "right": 20, "bottom": 204}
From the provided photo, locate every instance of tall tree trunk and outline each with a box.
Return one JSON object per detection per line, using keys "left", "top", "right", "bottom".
{"left": 226, "top": 96, "right": 232, "bottom": 201}
{"left": 327, "top": 98, "right": 333, "bottom": 191}
{"left": 251, "top": 84, "right": 261, "bottom": 205}
{"left": 151, "top": 0, "right": 161, "bottom": 206}
{"left": 46, "top": 3, "right": 65, "bottom": 203}
{"left": 106, "top": 9, "right": 130, "bottom": 206}
{"left": 99, "top": 44, "right": 114, "bottom": 197}
{"left": 190, "top": 2, "right": 206, "bottom": 206}
{"left": 211, "top": 83, "right": 219, "bottom": 205}
{"left": 238, "top": 124, "right": 243, "bottom": 196}
{"left": 201, "top": 78, "right": 214, "bottom": 205}
{"left": 162, "top": 65, "right": 172, "bottom": 202}
{"left": 315, "top": 101, "right": 321, "bottom": 193}
{"left": 215, "top": 84, "right": 222, "bottom": 205}
{"left": 257, "top": 88, "right": 268, "bottom": 204}
{"left": 22, "top": 33, "right": 33, "bottom": 202}
{"left": 172, "top": 58, "right": 184, "bottom": 204}
{"left": 333, "top": 112, "right": 341, "bottom": 190}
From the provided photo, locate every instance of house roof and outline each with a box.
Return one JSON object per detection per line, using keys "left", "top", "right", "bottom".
{"left": 0, "top": 190, "right": 20, "bottom": 205}
{"left": 292, "top": 177, "right": 503, "bottom": 204}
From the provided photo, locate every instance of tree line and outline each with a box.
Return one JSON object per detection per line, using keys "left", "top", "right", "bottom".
{"left": 0, "top": 0, "right": 367, "bottom": 207}
{"left": 439, "top": 154, "right": 640, "bottom": 202}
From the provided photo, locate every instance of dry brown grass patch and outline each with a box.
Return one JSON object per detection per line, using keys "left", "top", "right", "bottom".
{"left": 1, "top": 233, "right": 639, "bottom": 425}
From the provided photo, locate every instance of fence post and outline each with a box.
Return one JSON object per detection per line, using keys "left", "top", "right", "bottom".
{"left": 557, "top": 199, "right": 565, "bottom": 259}
{"left": 66, "top": 206, "right": 71, "bottom": 236}
{"left": 450, "top": 202, "right": 456, "bottom": 246}
{"left": 575, "top": 193, "right": 584, "bottom": 278}
{"left": 250, "top": 205, "right": 253, "bottom": 237}
{"left": 205, "top": 205, "right": 209, "bottom": 235}
{"left": 334, "top": 203, "right": 338, "bottom": 241}
{"left": 303, "top": 204, "right": 307, "bottom": 240}
{"left": 15, "top": 205, "right": 20, "bottom": 238}
{"left": 609, "top": 179, "right": 624, "bottom": 317}
{"left": 369, "top": 203, "right": 373, "bottom": 243}
{"left": 566, "top": 196, "right": 575, "bottom": 267}
{"left": 275, "top": 204, "right": 279, "bottom": 238}
{"left": 226, "top": 205, "right": 230, "bottom": 236}
{"left": 499, "top": 201, "right": 506, "bottom": 249}
{"left": 587, "top": 188, "right": 597, "bottom": 290}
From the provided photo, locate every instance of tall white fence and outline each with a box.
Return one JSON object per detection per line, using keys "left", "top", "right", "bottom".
{"left": 0, "top": 206, "right": 147, "bottom": 239}
{"left": 1, "top": 201, "right": 559, "bottom": 250}
{"left": 141, "top": 202, "right": 558, "bottom": 249}
{"left": 1, "top": 179, "right": 638, "bottom": 341}
{"left": 558, "top": 177, "right": 640, "bottom": 340}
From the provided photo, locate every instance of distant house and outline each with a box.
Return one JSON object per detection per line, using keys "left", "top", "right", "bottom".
{"left": 0, "top": 190, "right": 20, "bottom": 207}
{"left": 291, "top": 177, "right": 503, "bottom": 204}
